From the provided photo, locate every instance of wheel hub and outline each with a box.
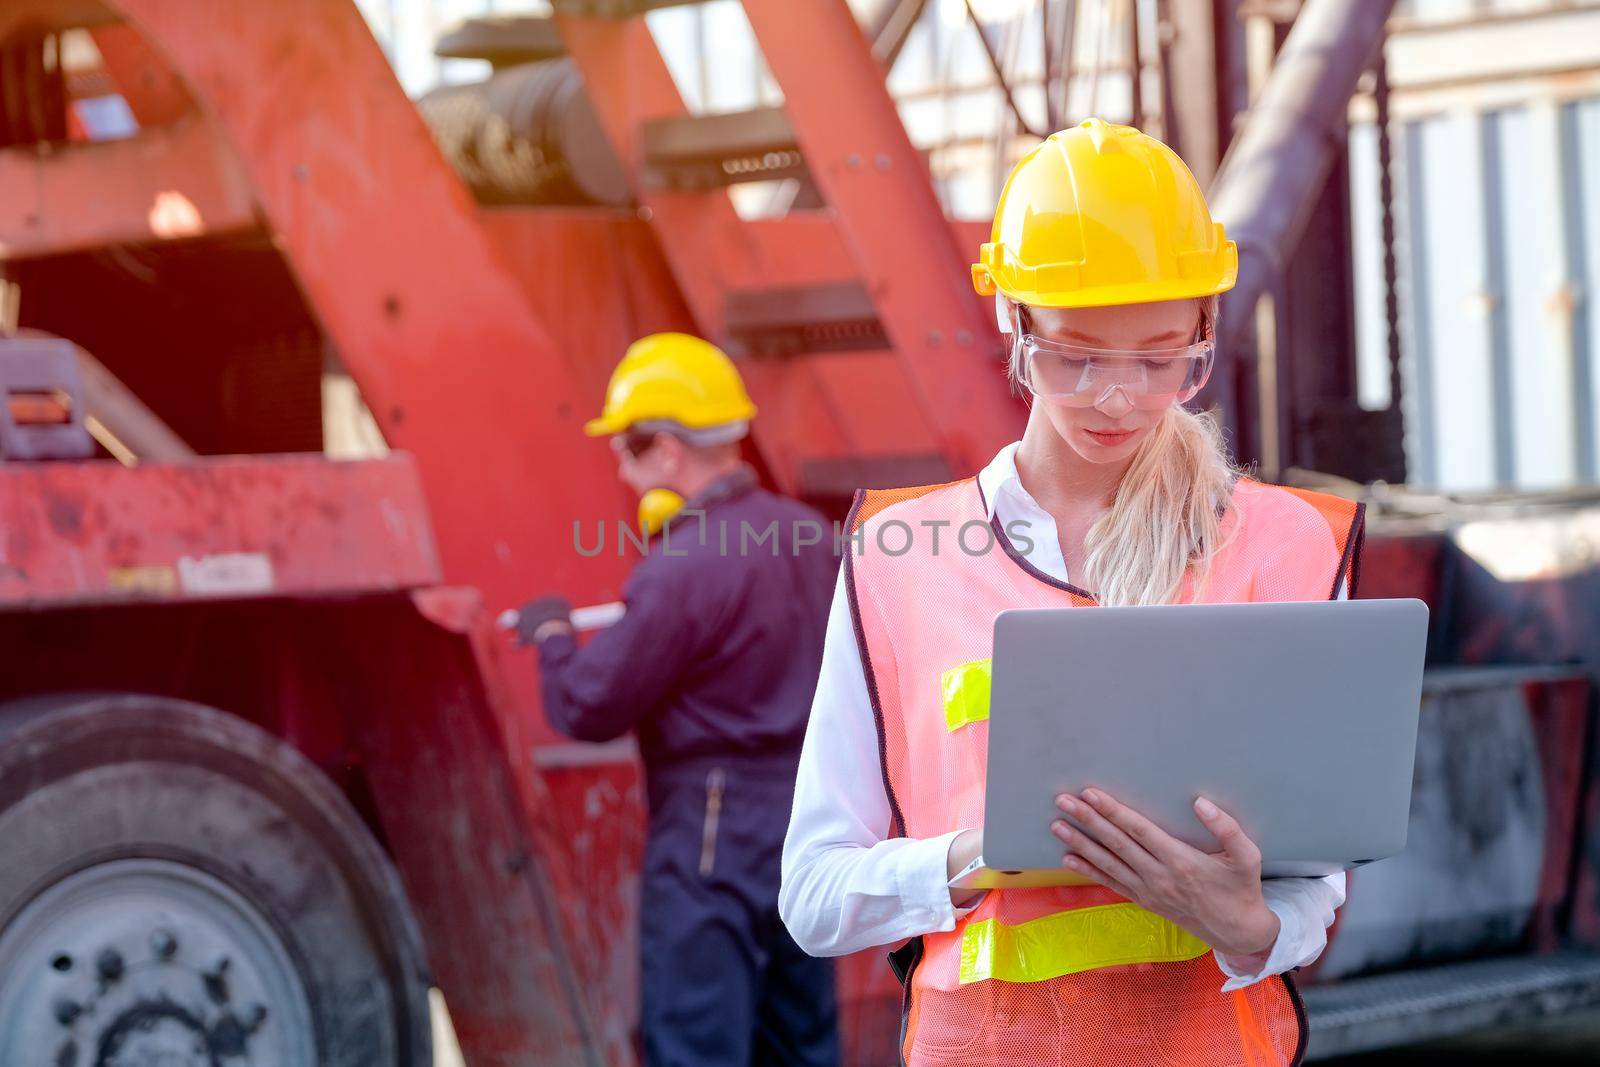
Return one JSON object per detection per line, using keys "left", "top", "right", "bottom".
{"left": 0, "top": 858, "right": 315, "bottom": 1066}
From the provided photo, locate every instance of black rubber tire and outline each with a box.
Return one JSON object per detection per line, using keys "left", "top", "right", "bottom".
{"left": 0, "top": 692, "right": 434, "bottom": 1067}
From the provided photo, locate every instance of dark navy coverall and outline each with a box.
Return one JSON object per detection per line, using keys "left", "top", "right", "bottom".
{"left": 537, "top": 467, "right": 840, "bottom": 1067}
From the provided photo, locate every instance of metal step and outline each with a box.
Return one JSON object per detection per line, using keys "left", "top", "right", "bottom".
{"left": 642, "top": 106, "right": 807, "bottom": 191}
{"left": 725, "top": 281, "right": 887, "bottom": 358}
{"left": 1302, "top": 950, "right": 1600, "bottom": 1060}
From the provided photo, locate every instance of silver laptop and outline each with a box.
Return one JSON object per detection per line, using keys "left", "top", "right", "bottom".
{"left": 954, "top": 599, "right": 1428, "bottom": 890}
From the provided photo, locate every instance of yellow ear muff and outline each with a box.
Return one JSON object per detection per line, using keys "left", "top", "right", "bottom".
{"left": 637, "top": 488, "right": 686, "bottom": 537}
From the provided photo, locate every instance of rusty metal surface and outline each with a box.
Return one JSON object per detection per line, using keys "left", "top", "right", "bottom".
{"left": 50, "top": 3, "right": 653, "bottom": 1060}
{"left": 340, "top": 590, "right": 611, "bottom": 1067}
{"left": 1310, "top": 669, "right": 1591, "bottom": 983}
{"left": 102, "top": 0, "right": 632, "bottom": 619}
{"left": 0, "top": 454, "right": 441, "bottom": 606}
{"left": 538, "top": 758, "right": 647, "bottom": 1044}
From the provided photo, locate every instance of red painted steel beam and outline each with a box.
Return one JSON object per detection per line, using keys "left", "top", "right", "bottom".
{"left": 0, "top": 455, "right": 439, "bottom": 605}
{"left": 103, "top": 0, "right": 630, "bottom": 605}
{"left": 550, "top": 13, "right": 838, "bottom": 492}
{"left": 91, "top": 21, "right": 194, "bottom": 126}
{"left": 0, "top": 0, "right": 115, "bottom": 41}
{"left": 552, "top": 12, "right": 956, "bottom": 491}
{"left": 550, "top": 13, "right": 753, "bottom": 335}
{"left": 741, "top": 0, "right": 1022, "bottom": 475}
{"left": 1526, "top": 676, "right": 1592, "bottom": 952}
{"left": 737, "top": 216, "right": 991, "bottom": 292}
{"left": 0, "top": 114, "right": 256, "bottom": 260}
{"left": 347, "top": 589, "right": 619, "bottom": 1067}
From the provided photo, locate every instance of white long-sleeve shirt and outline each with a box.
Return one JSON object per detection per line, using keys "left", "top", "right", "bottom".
{"left": 779, "top": 442, "right": 1346, "bottom": 992}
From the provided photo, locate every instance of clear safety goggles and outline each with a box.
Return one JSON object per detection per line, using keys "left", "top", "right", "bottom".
{"left": 1010, "top": 305, "right": 1215, "bottom": 410}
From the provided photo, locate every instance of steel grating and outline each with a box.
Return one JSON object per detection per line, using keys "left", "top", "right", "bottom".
{"left": 1303, "top": 951, "right": 1600, "bottom": 1059}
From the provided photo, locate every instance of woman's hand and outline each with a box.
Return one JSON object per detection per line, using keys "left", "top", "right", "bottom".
{"left": 1051, "top": 790, "right": 1279, "bottom": 959}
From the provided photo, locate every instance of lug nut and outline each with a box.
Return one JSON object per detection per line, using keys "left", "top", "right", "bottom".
{"left": 245, "top": 1003, "right": 269, "bottom": 1031}
{"left": 52, "top": 998, "right": 82, "bottom": 1026}
{"left": 95, "top": 948, "right": 124, "bottom": 982}
{"left": 204, "top": 956, "right": 232, "bottom": 1005}
{"left": 150, "top": 929, "right": 178, "bottom": 960}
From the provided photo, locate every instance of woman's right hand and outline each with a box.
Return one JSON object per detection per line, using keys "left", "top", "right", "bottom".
{"left": 946, "top": 828, "right": 984, "bottom": 907}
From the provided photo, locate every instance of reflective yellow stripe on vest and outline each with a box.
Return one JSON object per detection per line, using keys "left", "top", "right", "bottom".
{"left": 959, "top": 902, "right": 1211, "bottom": 985}
{"left": 940, "top": 659, "right": 992, "bottom": 731}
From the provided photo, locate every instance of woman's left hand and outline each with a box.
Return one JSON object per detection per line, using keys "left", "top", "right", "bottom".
{"left": 1051, "top": 790, "right": 1279, "bottom": 959}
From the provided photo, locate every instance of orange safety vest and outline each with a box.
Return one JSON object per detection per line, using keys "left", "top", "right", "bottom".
{"left": 844, "top": 475, "right": 1365, "bottom": 1067}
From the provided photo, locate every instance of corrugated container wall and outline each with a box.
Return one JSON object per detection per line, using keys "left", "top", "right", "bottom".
{"left": 1351, "top": 1, "right": 1600, "bottom": 491}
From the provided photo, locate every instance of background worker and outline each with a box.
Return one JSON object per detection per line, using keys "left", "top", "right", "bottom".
{"left": 514, "top": 332, "right": 840, "bottom": 1067}
{"left": 779, "top": 119, "right": 1363, "bottom": 1066}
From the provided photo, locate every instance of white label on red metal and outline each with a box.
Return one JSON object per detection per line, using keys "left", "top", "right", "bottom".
{"left": 177, "top": 553, "right": 275, "bottom": 596}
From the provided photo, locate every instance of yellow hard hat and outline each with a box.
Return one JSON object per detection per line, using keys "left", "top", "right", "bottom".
{"left": 972, "top": 118, "right": 1237, "bottom": 309}
{"left": 584, "top": 332, "right": 757, "bottom": 437}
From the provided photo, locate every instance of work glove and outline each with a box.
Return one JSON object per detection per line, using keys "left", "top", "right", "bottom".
{"left": 512, "top": 595, "right": 574, "bottom": 647}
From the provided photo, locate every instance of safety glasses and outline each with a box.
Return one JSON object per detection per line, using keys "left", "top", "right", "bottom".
{"left": 1013, "top": 310, "right": 1214, "bottom": 409}
{"left": 610, "top": 431, "right": 661, "bottom": 460}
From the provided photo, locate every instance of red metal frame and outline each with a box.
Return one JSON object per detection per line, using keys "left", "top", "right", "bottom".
{"left": 90, "top": 21, "right": 195, "bottom": 126}
{"left": 0, "top": 114, "right": 256, "bottom": 258}
{"left": 3, "top": 1, "right": 638, "bottom": 1062}
{"left": 0, "top": 455, "right": 439, "bottom": 604}
{"left": 1526, "top": 677, "right": 1593, "bottom": 952}
{"left": 103, "top": 0, "right": 635, "bottom": 616}
{"left": 551, "top": 4, "right": 1017, "bottom": 495}
{"left": 738, "top": 0, "right": 1021, "bottom": 475}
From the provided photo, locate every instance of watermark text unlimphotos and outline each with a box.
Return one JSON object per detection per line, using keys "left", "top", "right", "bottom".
{"left": 573, "top": 510, "right": 1040, "bottom": 559}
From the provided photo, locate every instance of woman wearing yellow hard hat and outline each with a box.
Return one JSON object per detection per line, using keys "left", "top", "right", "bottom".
{"left": 780, "top": 119, "right": 1363, "bottom": 1065}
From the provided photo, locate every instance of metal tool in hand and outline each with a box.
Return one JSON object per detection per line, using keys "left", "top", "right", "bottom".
{"left": 497, "top": 601, "right": 626, "bottom": 634}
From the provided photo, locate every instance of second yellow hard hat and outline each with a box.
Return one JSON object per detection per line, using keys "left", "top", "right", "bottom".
{"left": 972, "top": 118, "right": 1237, "bottom": 309}
{"left": 585, "top": 332, "right": 757, "bottom": 437}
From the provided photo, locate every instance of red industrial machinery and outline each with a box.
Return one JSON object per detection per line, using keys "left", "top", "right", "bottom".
{"left": 2, "top": 1, "right": 1599, "bottom": 1065}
